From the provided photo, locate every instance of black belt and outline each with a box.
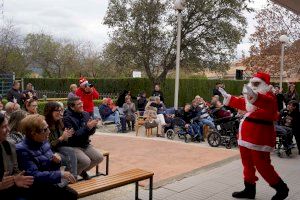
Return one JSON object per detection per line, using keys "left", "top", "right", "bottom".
{"left": 244, "top": 117, "right": 273, "bottom": 126}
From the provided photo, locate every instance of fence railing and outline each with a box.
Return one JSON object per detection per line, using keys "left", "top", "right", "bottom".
{"left": 35, "top": 90, "right": 119, "bottom": 100}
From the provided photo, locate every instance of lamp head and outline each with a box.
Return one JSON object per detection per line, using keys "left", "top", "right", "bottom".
{"left": 279, "top": 35, "right": 289, "bottom": 43}
{"left": 174, "top": 0, "right": 185, "bottom": 11}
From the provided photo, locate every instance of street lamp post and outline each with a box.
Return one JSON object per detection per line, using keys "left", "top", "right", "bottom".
{"left": 174, "top": 0, "right": 185, "bottom": 110}
{"left": 279, "top": 35, "right": 289, "bottom": 89}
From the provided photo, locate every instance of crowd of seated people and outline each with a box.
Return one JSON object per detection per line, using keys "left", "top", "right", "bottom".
{"left": 0, "top": 91, "right": 106, "bottom": 199}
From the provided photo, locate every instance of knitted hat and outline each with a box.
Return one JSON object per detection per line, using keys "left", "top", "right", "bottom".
{"left": 253, "top": 72, "right": 270, "bottom": 85}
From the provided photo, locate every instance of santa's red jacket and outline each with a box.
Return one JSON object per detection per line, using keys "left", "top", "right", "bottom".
{"left": 75, "top": 88, "right": 100, "bottom": 113}
{"left": 225, "top": 91, "right": 279, "bottom": 152}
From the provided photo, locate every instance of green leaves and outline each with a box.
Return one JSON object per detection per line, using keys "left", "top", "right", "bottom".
{"left": 103, "top": 0, "right": 250, "bottom": 85}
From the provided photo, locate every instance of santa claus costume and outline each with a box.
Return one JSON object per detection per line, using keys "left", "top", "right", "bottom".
{"left": 219, "top": 72, "right": 289, "bottom": 200}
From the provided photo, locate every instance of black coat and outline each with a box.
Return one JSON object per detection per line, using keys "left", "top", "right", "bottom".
{"left": 6, "top": 88, "right": 23, "bottom": 105}
{"left": 152, "top": 91, "right": 164, "bottom": 102}
{"left": 63, "top": 108, "right": 96, "bottom": 148}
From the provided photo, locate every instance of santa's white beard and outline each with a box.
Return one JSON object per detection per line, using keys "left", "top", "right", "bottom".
{"left": 244, "top": 80, "right": 270, "bottom": 112}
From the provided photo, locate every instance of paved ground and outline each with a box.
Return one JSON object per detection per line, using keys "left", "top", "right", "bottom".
{"left": 90, "top": 132, "right": 239, "bottom": 187}
{"left": 80, "top": 126, "right": 300, "bottom": 200}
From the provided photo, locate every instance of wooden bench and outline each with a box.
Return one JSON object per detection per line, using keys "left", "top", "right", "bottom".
{"left": 70, "top": 168, "right": 154, "bottom": 199}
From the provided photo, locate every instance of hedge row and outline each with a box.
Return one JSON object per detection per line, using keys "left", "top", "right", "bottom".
{"left": 36, "top": 100, "right": 103, "bottom": 114}
{"left": 24, "top": 78, "right": 300, "bottom": 107}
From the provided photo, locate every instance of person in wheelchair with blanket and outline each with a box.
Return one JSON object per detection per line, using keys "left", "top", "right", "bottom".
{"left": 175, "top": 104, "right": 203, "bottom": 142}
{"left": 275, "top": 100, "right": 300, "bottom": 156}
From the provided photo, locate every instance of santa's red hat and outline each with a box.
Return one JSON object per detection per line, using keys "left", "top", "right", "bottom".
{"left": 252, "top": 72, "right": 270, "bottom": 85}
{"left": 79, "top": 77, "right": 88, "bottom": 87}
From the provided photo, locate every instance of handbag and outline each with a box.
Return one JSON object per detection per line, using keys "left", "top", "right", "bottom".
{"left": 144, "top": 120, "right": 158, "bottom": 129}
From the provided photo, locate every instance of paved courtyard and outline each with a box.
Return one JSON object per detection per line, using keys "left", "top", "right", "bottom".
{"left": 81, "top": 128, "right": 300, "bottom": 200}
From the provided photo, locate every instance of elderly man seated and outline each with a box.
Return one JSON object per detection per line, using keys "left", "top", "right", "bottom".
{"left": 98, "top": 98, "right": 126, "bottom": 133}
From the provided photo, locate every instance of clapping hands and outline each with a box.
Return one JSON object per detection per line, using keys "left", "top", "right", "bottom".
{"left": 60, "top": 128, "right": 74, "bottom": 141}
{"left": 87, "top": 118, "right": 99, "bottom": 130}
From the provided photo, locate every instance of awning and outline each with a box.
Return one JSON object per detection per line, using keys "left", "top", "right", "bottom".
{"left": 271, "top": 0, "right": 300, "bottom": 15}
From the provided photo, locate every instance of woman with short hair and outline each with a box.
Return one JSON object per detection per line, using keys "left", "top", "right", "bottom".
{"left": 16, "top": 114, "right": 77, "bottom": 200}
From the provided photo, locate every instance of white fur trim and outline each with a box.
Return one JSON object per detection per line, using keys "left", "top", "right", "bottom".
{"left": 250, "top": 77, "right": 264, "bottom": 83}
{"left": 238, "top": 139, "right": 274, "bottom": 152}
{"left": 223, "top": 95, "right": 231, "bottom": 106}
{"left": 238, "top": 112, "right": 252, "bottom": 140}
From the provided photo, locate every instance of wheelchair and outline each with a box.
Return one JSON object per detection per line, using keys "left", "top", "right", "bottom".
{"left": 166, "top": 117, "right": 201, "bottom": 143}
{"left": 207, "top": 116, "right": 239, "bottom": 149}
{"left": 275, "top": 125, "right": 294, "bottom": 157}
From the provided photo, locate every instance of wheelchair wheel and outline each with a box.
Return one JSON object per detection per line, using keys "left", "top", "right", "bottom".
{"left": 166, "top": 129, "right": 175, "bottom": 140}
{"left": 226, "top": 137, "right": 237, "bottom": 149}
{"left": 207, "top": 131, "right": 221, "bottom": 147}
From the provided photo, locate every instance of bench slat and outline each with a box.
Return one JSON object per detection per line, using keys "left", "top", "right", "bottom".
{"left": 72, "top": 170, "right": 151, "bottom": 190}
{"left": 73, "top": 172, "right": 151, "bottom": 190}
{"left": 69, "top": 169, "right": 153, "bottom": 198}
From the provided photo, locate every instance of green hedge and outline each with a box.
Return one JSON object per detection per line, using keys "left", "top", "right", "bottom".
{"left": 24, "top": 78, "right": 300, "bottom": 107}
{"left": 37, "top": 100, "right": 103, "bottom": 114}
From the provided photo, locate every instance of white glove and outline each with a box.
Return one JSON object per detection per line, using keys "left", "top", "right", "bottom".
{"left": 243, "top": 85, "right": 257, "bottom": 103}
{"left": 218, "top": 87, "right": 229, "bottom": 98}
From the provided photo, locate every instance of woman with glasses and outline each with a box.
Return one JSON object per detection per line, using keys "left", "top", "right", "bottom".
{"left": 24, "top": 99, "right": 38, "bottom": 115}
{"left": 16, "top": 114, "right": 77, "bottom": 200}
{"left": 0, "top": 112, "right": 34, "bottom": 200}
{"left": 44, "top": 102, "right": 77, "bottom": 179}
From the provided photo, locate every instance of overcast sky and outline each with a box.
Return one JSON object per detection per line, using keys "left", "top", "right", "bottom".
{"left": 1, "top": 0, "right": 268, "bottom": 58}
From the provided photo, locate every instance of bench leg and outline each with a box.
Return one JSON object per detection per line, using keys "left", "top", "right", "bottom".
{"left": 135, "top": 181, "right": 139, "bottom": 200}
{"left": 105, "top": 154, "right": 109, "bottom": 175}
{"left": 96, "top": 165, "right": 100, "bottom": 176}
{"left": 149, "top": 176, "right": 153, "bottom": 200}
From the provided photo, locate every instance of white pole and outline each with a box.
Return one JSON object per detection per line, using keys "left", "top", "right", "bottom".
{"left": 280, "top": 42, "right": 285, "bottom": 89}
{"left": 174, "top": 11, "right": 182, "bottom": 110}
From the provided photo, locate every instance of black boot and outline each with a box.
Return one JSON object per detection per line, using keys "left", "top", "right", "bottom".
{"left": 232, "top": 181, "right": 256, "bottom": 199}
{"left": 271, "top": 179, "right": 289, "bottom": 200}
{"left": 131, "top": 122, "right": 135, "bottom": 131}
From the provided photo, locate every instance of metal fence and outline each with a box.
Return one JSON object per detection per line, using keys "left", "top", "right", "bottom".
{"left": 35, "top": 90, "right": 119, "bottom": 100}
{"left": 0, "top": 73, "right": 15, "bottom": 97}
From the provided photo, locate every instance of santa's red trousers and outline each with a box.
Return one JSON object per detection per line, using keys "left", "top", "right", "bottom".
{"left": 240, "top": 146, "right": 280, "bottom": 185}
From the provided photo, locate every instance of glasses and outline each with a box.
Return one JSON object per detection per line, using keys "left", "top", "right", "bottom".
{"left": 39, "top": 127, "right": 49, "bottom": 134}
{"left": 54, "top": 109, "right": 63, "bottom": 113}
{"left": 251, "top": 82, "right": 261, "bottom": 87}
{"left": 31, "top": 104, "right": 38, "bottom": 107}
{"left": 75, "top": 102, "right": 83, "bottom": 106}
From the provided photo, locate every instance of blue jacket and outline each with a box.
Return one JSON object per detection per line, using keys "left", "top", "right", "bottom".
{"left": 98, "top": 104, "right": 113, "bottom": 120}
{"left": 63, "top": 108, "right": 96, "bottom": 148}
{"left": 16, "top": 138, "right": 61, "bottom": 184}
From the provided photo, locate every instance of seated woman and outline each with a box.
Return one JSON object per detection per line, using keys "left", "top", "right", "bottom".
{"left": 99, "top": 98, "right": 126, "bottom": 133}
{"left": 4, "top": 102, "right": 21, "bottom": 119}
{"left": 0, "top": 112, "right": 34, "bottom": 199}
{"left": 122, "top": 96, "right": 136, "bottom": 131}
{"left": 7, "top": 110, "right": 27, "bottom": 144}
{"left": 44, "top": 102, "right": 77, "bottom": 178}
{"left": 16, "top": 114, "right": 77, "bottom": 200}
{"left": 149, "top": 96, "right": 166, "bottom": 125}
{"left": 143, "top": 106, "right": 163, "bottom": 137}
{"left": 24, "top": 99, "right": 38, "bottom": 115}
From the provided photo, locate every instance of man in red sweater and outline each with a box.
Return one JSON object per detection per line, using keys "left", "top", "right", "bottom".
{"left": 75, "top": 77, "right": 100, "bottom": 117}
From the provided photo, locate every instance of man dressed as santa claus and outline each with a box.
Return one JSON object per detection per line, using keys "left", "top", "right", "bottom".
{"left": 219, "top": 72, "right": 289, "bottom": 200}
